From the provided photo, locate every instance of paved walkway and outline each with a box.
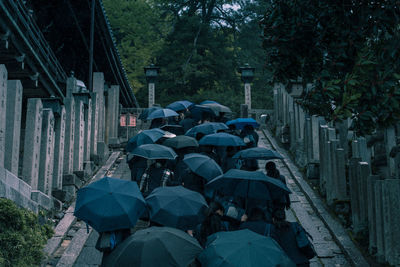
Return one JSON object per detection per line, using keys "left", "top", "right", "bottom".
{"left": 67, "top": 129, "right": 360, "bottom": 266}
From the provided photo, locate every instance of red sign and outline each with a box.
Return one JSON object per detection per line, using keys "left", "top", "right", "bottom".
{"left": 128, "top": 115, "right": 136, "bottom": 127}
{"left": 120, "top": 115, "right": 127, "bottom": 127}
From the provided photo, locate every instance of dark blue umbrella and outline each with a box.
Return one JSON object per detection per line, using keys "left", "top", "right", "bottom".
{"left": 160, "top": 124, "right": 185, "bottom": 135}
{"left": 200, "top": 100, "right": 220, "bottom": 105}
{"left": 138, "top": 106, "right": 162, "bottom": 120}
{"left": 199, "top": 132, "right": 246, "bottom": 147}
{"left": 185, "top": 122, "right": 228, "bottom": 137}
{"left": 206, "top": 169, "right": 291, "bottom": 201}
{"left": 233, "top": 147, "right": 284, "bottom": 160}
{"left": 130, "top": 144, "right": 178, "bottom": 160}
{"left": 147, "top": 108, "right": 179, "bottom": 120}
{"left": 146, "top": 186, "right": 208, "bottom": 230}
{"left": 166, "top": 100, "right": 194, "bottom": 111}
{"left": 183, "top": 153, "right": 223, "bottom": 181}
{"left": 163, "top": 136, "right": 199, "bottom": 149}
{"left": 226, "top": 118, "right": 260, "bottom": 130}
{"left": 74, "top": 177, "right": 146, "bottom": 232}
{"left": 126, "top": 128, "right": 166, "bottom": 152}
{"left": 188, "top": 104, "right": 217, "bottom": 122}
{"left": 198, "top": 229, "right": 295, "bottom": 267}
{"left": 103, "top": 226, "right": 203, "bottom": 267}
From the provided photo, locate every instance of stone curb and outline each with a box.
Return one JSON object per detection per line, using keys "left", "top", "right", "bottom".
{"left": 261, "top": 129, "right": 369, "bottom": 267}
{"left": 43, "top": 151, "right": 122, "bottom": 264}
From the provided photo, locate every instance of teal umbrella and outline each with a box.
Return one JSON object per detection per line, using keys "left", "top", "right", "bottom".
{"left": 126, "top": 128, "right": 166, "bottom": 152}
{"left": 198, "top": 229, "right": 296, "bottom": 267}
{"left": 226, "top": 118, "right": 260, "bottom": 130}
{"left": 147, "top": 108, "right": 179, "bottom": 119}
{"left": 146, "top": 186, "right": 208, "bottom": 230}
{"left": 183, "top": 153, "right": 223, "bottom": 181}
{"left": 74, "top": 177, "right": 146, "bottom": 232}
{"left": 185, "top": 122, "right": 228, "bottom": 137}
{"left": 199, "top": 132, "right": 246, "bottom": 147}
{"left": 130, "top": 144, "right": 178, "bottom": 160}
{"left": 232, "top": 147, "right": 283, "bottom": 160}
{"left": 103, "top": 227, "right": 203, "bottom": 267}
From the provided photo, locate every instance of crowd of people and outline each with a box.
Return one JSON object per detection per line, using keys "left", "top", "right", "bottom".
{"left": 99, "top": 105, "right": 316, "bottom": 266}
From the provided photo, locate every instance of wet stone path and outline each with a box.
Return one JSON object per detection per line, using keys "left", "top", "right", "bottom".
{"left": 72, "top": 130, "right": 350, "bottom": 266}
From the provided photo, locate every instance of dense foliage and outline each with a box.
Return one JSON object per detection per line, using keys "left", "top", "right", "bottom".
{"left": 260, "top": 1, "right": 400, "bottom": 135}
{"left": 0, "top": 198, "right": 53, "bottom": 267}
{"left": 103, "top": 0, "right": 273, "bottom": 113}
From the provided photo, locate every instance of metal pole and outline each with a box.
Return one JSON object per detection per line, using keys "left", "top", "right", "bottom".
{"left": 88, "top": 0, "right": 96, "bottom": 91}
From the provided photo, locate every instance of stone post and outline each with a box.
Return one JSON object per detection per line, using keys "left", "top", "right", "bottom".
{"left": 0, "top": 65, "right": 7, "bottom": 168}
{"left": 382, "top": 179, "right": 400, "bottom": 265}
{"left": 73, "top": 98, "right": 84, "bottom": 171}
{"left": 374, "top": 180, "right": 385, "bottom": 262}
{"left": 106, "top": 85, "right": 120, "bottom": 145}
{"left": 90, "top": 92, "right": 98, "bottom": 157}
{"left": 63, "top": 98, "right": 75, "bottom": 174}
{"left": 5, "top": 80, "right": 22, "bottom": 175}
{"left": 22, "top": 99, "right": 42, "bottom": 189}
{"left": 240, "top": 104, "right": 248, "bottom": 118}
{"left": 93, "top": 73, "right": 108, "bottom": 164}
{"left": 357, "top": 162, "right": 370, "bottom": 230}
{"left": 385, "top": 126, "right": 396, "bottom": 178}
{"left": 42, "top": 98, "right": 66, "bottom": 191}
{"left": 352, "top": 140, "right": 360, "bottom": 158}
{"left": 73, "top": 92, "right": 92, "bottom": 162}
{"left": 304, "top": 117, "right": 312, "bottom": 163}
{"left": 335, "top": 148, "right": 347, "bottom": 200}
{"left": 319, "top": 125, "right": 329, "bottom": 194}
{"left": 367, "top": 175, "right": 380, "bottom": 255}
{"left": 358, "top": 137, "right": 370, "bottom": 167}
{"left": 349, "top": 157, "right": 362, "bottom": 233}
{"left": 326, "top": 140, "right": 339, "bottom": 205}
{"left": 244, "top": 83, "right": 251, "bottom": 110}
{"left": 273, "top": 87, "right": 278, "bottom": 127}
{"left": 148, "top": 82, "right": 155, "bottom": 108}
{"left": 38, "top": 109, "right": 55, "bottom": 196}
{"left": 311, "top": 116, "right": 320, "bottom": 161}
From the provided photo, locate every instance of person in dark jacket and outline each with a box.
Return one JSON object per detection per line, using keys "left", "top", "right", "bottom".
{"left": 139, "top": 159, "right": 174, "bottom": 197}
{"left": 239, "top": 207, "right": 270, "bottom": 235}
{"left": 179, "top": 111, "right": 197, "bottom": 133}
{"left": 268, "top": 209, "right": 313, "bottom": 267}
{"left": 265, "top": 161, "right": 290, "bottom": 210}
{"left": 221, "top": 146, "right": 238, "bottom": 172}
{"left": 196, "top": 201, "right": 227, "bottom": 247}
{"left": 239, "top": 125, "right": 259, "bottom": 147}
{"left": 127, "top": 155, "right": 147, "bottom": 183}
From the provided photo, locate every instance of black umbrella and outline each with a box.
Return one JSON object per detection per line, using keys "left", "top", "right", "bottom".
{"left": 185, "top": 122, "right": 228, "bottom": 137}
{"left": 130, "top": 144, "right": 178, "bottom": 160}
{"left": 233, "top": 147, "right": 284, "bottom": 160}
{"left": 160, "top": 124, "right": 185, "bottom": 135}
{"left": 162, "top": 135, "right": 199, "bottom": 150}
{"left": 183, "top": 153, "right": 223, "bottom": 181}
{"left": 102, "top": 226, "right": 203, "bottom": 267}
{"left": 146, "top": 186, "right": 208, "bottom": 230}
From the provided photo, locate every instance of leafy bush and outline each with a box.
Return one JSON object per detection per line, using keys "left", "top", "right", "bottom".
{"left": 0, "top": 198, "right": 54, "bottom": 267}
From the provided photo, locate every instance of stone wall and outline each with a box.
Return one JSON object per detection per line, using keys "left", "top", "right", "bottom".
{"left": 0, "top": 66, "right": 122, "bottom": 213}
{"left": 272, "top": 82, "right": 400, "bottom": 265}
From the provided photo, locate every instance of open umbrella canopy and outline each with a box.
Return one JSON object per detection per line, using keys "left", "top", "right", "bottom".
{"left": 233, "top": 147, "right": 283, "bottom": 160}
{"left": 226, "top": 118, "right": 260, "bottom": 130}
{"left": 202, "top": 103, "right": 232, "bottom": 115}
{"left": 185, "top": 122, "right": 229, "bottom": 138}
{"left": 138, "top": 106, "right": 162, "bottom": 120}
{"left": 166, "top": 100, "right": 193, "bottom": 111}
{"left": 102, "top": 226, "right": 203, "bottom": 267}
{"left": 130, "top": 144, "right": 178, "bottom": 160}
{"left": 162, "top": 135, "right": 199, "bottom": 150}
{"left": 74, "top": 177, "right": 146, "bottom": 232}
{"left": 188, "top": 104, "right": 217, "bottom": 122}
{"left": 199, "top": 132, "right": 246, "bottom": 147}
{"left": 200, "top": 100, "right": 220, "bottom": 105}
{"left": 126, "top": 128, "right": 166, "bottom": 152}
{"left": 183, "top": 153, "right": 223, "bottom": 181}
{"left": 147, "top": 108, "right": 179, "bottom": 120}
{"left": 146, "top": 186, "right": 208, "bottom": 230}
{"left": 160, "top": 124, "right": 185, "bottom": 135}
{"left": 206, "top": 169, "right": 291, "bottom": 200}
{"left": 198, "top": 229, "right": 295, "bottom": 267}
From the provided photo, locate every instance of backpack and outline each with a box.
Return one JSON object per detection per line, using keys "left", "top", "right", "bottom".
{"left": 291, "top": 223, "right": 317, "bottom": 259}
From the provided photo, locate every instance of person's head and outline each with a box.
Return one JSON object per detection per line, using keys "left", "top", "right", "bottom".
{"left": 207, "top": 201, "right": 224, "bottom": 217}
{"left": 272, "top": 209, "right": 287, "bottom": 226}
{"left": 265, "top": 161, "right": 276, "bottom": 172}
{"left": 155, "top": 159, "right": 167, "bottom": 168}
{"left": 248, "top": 207, "right": 266, "bottom": 221}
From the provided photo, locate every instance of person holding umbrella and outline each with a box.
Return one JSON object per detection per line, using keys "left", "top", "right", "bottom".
{"left": 139, "top": 159, "right": 174, "bottom": 197}
{"left": 266, "top": 161, "right": 291, "bottom": 211}
{"left": 196, "top": 201, "right": 228, "bottom": 247}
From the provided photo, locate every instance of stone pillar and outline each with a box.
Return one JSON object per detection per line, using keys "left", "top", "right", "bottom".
{"left": 0, "top": 65, "right": 7, "bottom": 168}
{"left": 63, "top": 98, "right": 75, "bottom": 174}
{"left": 367, "top": 175, "right": 380, "bottom": 255}
{"left": 38, "top": 109, "right": 55, "bottom": 196}
{"left": 311, "top": 115, "right": 320, "bottom": 161}
{"left": 358, "top": 137, "right": 370, "bottom": 166}
{"left": 326, "top": 140, "right": 339, "bottom": 205}
{"left": 22, "top": 99, "right": 42, "bottom": 189}
{"left": 93, "top": 73, "right": 105, "bottom": 142}
{"left": 73, "top": 98, "right": 84, "bottom": 171}
{"left": 349, "top": 157, "right": 362, "bottom": 233}
{"left": 42, "top": 98, "right": 66, "bottom": 191}
{"left": 374, "top": 180, "right": 385, "bottom": 262}
{"left": 273, "top": 87, "right": 278, "bottom": 127}
{"left": 148, "top": 82, "right": 155, "bottom": 108}
{"left": 90, "top": 92, "right": 98, "bottom": 157}
{"left": 4, "top": 80, "right": 22, "bottom": 175}
{"left": 318, "top": 125, "right": 329, "bottom": 194}
{"left": 385, "top": 126, "right": 396, "bottom": 178}
{"left": 240, "top": 104, "right": 248, "bottom": 118}
{"left": 304, "top": 117, "right": 312, "bottom": 163}
{"left": 244, "top": 83, "right": 251, "bottom": 110}
{"left": 73, "top": 92, "right": 92, "bottom": 162}
{"left": 352, "top": 139, "right": 360, "bottom": 158}
{"left": 106, "top": 85, "right": 120, "bottom": 145}
{"left": 335, "top": 148, "right": 347, "bottom": 200}
{"left": 382, "top": 179, "right": 400, "bottom": 265}
{"left": 357, "top": 162, "right": 370, "bottom": 230}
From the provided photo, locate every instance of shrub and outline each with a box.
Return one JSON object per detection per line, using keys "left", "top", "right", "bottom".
{"left": 0, "top": 198, "right": 54, "bottom": 267}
